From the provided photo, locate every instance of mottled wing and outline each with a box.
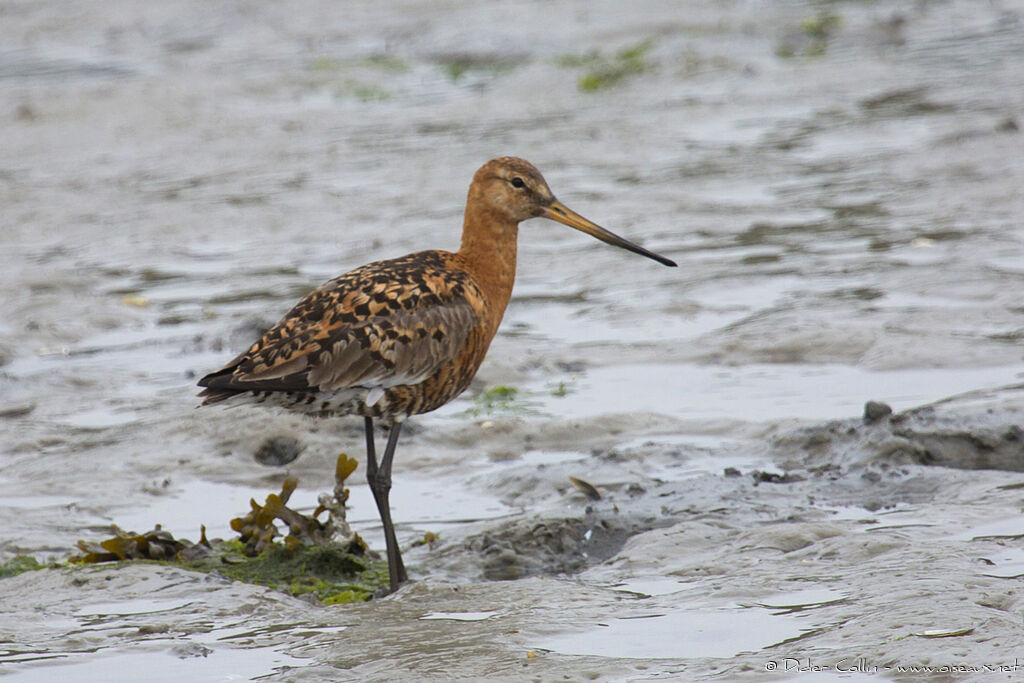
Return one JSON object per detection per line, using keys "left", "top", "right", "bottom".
{"left": 198, "top": 253, "right": 480, "bottom": 400}
{"left": 305, "top": 302, "right": 478, "bottom": 390}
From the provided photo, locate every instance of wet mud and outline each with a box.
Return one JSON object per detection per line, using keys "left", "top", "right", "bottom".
{"left": 777, "top": 389, "right": 1024, "bottom": 472}
{"left": 3, "top": 0, "right": 1024, "bottom": 680}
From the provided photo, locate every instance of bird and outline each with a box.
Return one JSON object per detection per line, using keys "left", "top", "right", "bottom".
{"left": 197, "top": 157, "right": 676, "bottom": 593}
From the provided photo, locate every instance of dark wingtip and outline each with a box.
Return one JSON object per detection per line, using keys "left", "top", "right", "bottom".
{"left": 196, "top": 387, "right": 237, "bottom": 405}
{"left": 197, "top": 364, "right": 239, "bottom": 390}
{"left": 196, "top": 367, "right": 243, "bottom": 404}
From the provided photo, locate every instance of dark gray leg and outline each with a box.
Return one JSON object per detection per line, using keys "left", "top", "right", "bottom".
{"left": 364, "top": 416, "right": 376, "bottom": 465}
{"left": 364, "top": 417, "right": 407, "bottom": 592}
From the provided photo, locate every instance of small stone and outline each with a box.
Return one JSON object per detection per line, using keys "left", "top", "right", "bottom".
{"left": 14, "top": 102, "right": 38, "bottom": 121}
{"left": 864, "top": 401, "right": 893, "bottom": 423}
{"left": 625, "top": 483, "right": 646, "bottom": 496}
{"left": 996, "top": 117, "right": 1019, "bottom": 133}
{"left": 0, "top": 402, "right": 36, "bottom": 418}
{"left": 861, "top": 470, "right": 882, "bottom": 483}
{"left": 751, "top": 470, "right": 805, "bottom": 485}
{"left": 254, "top": 435, "right": 303, "bottom": 466}
{"left": 723, "top": 467, "right": 742, "bottom": 477}
{"left": 170, "top": 642, "right": 213, "bottom": 659}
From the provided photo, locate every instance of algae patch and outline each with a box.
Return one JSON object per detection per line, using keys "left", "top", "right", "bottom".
{"left": 776, "top": 12, "right": 843, "bottom": 58}
{"left": 0, "top": 555, "right": 46, "bottom": 578}
{"left": 466, "top": 384, "right": 543, "bottom": 417}
{"left": 434, "top": 53, "right": 518, "bottom": 83}
{"left": 187, "top": 541, "right": 383, "bottom": 605}
{"left": 557, "top": 39, "right": 654, "bottom": 92}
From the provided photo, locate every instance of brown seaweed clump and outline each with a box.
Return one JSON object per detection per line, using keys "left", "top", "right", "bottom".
{"left": 73, "top": 524, "right": 212, "bottom": 563}
{"left": 68, "top": 453, "right": 387, "bottom": 602}
{"left": 231, "top": 454, "right": 366, "bottom": 556}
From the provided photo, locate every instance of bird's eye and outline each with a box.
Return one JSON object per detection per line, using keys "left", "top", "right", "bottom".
{"left": 510, "top": 177, "right": 525, "bottom": 189}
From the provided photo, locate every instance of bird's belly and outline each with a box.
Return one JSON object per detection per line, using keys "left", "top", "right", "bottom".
{"left": 238, "top": 387, "right": 372, "bottom": 418}
{"left": 240, "top": 375, "right": 471, "bottom": 420}
{"left": 394, "top": 336, "right": 491, "bottom": 416}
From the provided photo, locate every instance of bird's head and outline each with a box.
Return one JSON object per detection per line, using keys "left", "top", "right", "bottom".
{"left": 470, "top": 156, "right": 676, "bottom": 267}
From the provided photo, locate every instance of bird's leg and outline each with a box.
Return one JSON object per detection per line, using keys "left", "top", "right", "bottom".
{"left": 379, "top": 422, "right": 408, "bottom": 586}
{"left": 364, "top": 416, "right": 377, "bottom": 475}
{"left": 364, "top": 418, "right": 407, "bottom": 592}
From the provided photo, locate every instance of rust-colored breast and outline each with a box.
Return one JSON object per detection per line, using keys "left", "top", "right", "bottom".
{"left": 198, "top": 250, "right": 497, "bottom": 419}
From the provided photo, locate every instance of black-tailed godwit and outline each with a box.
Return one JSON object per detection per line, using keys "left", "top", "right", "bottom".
{"left": 199, "top": 157, "right": 676, "bottom": 592}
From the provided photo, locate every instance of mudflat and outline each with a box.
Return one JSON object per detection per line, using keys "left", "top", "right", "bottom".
{"left": 2, "top": 1, "right": 1023, "bottom": 680}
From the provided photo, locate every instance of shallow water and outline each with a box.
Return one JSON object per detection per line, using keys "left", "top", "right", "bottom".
{"left": 3, "top": 0, "right": 1024, "bottom": 680}
{"left": 5, "top": 649, "right": 304, "bottom": 683}
{"left": 112, "top": 473, "right": 514, "bottom": 542}
{"left": 528, "top": 361, "right": 1024, "bottom": 422}
{"left": 538, "top": 608, "right": 807, "bottom": 660}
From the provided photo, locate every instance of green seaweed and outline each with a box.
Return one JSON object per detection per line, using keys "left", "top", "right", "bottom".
{"left": 777, "top": 12, "right": 842, "bottom": 59}
{"left": 468, "top": 385, "right": 531, "bottom": 416}
{"left": 336, "top": 80, "right": 390, "bottom": 102}
{"left": 482, "top": 385, "right": 518, "bottom": 401}
{"left": 559, "top": 39, "right": 655, "bottom": 92}
{"left": 310, "top": 56, "right": 343, "bottom": 72}
{"left": 312, "top": 54, "right": 409, "bottom": 74}
{"left": 549, "top": 381, "right": 572, "bottom": 398}
{"left": 0, "top": 555, "right": 45, "bottom": 578}
{"left": 307, "top": 56, "right": 394, "bottom": 100}
{"left": 179, "top": 541, "right": 382, "bottom": 604}
{"left": 364, "top": 54, "right": 409, "bottom": 72}
{"left": 801, "top": 12, "right": 842, "bottom": 41}
{"left": 435, "top": 54, "right": 517, "bottom": 83}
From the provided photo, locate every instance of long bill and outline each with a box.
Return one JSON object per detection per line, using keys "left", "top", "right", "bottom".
{"left": 541, "top": 200, "right": 677, "bottom": 267}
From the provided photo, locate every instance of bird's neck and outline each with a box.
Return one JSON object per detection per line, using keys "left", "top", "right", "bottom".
{"left": 457, "top": 205, "right": 519, "bottom": 323}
